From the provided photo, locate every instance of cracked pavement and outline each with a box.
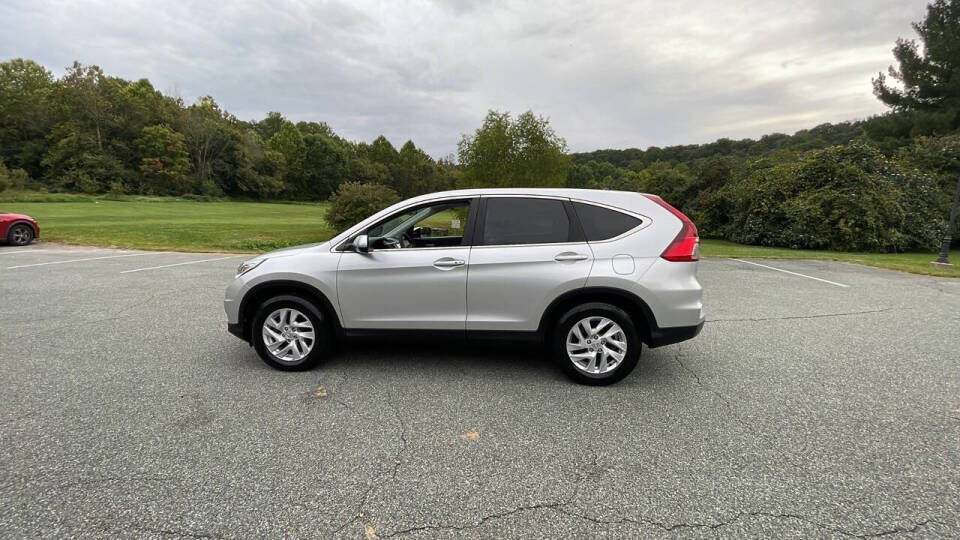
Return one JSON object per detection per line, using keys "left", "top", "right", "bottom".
{"left": 1, "top": 244, "right": 958, "bottom": 538}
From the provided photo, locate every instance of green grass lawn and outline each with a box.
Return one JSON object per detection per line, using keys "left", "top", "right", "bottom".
{"left": 4, "top": 198, "right": 334, "bottom": 253}
{"left": 3, "top": 195, "right": 958, "bottom": 277}
{"left": 701, "top": 239, "right": 960, "bottom": 278}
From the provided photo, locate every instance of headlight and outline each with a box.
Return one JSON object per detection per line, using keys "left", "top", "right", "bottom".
{"left": 236, "top": 259, "right": 264, "bottom": 277}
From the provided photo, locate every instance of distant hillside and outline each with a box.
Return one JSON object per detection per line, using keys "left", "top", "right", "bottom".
{"left": 570, "top": 109, "right": 956, "bottom": 170}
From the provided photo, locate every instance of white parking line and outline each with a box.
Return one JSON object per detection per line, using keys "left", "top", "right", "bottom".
{"left": 120, "top": 256, "right": 238, "bottom": 274}
{"left": 1, "top": 248, "right": 118, "bottom": 256}
{"left": 729, "top": 258, "right": 850, "bottom": 288}
{"left": 6, "top": 252, "right": 164, "bottom": 269}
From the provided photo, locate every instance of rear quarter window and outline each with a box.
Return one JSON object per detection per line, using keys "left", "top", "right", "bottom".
{"left": 573, "top": 202, "right": 642, "bottom": 241}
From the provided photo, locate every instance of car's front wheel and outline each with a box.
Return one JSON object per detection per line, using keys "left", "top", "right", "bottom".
{"left": 252, "top": 295, "right": 331, "bottom": 371}
{"left": 552, "top": 302, "right": 641, "bottom": 385}
{"left": 6, "top": 224, "right": 34, "bottom": 246}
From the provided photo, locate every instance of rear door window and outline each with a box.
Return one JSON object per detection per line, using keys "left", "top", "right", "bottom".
{"left": 481, "top": 197, "right": 574, "bottom": 245}
{"left": 573, "top": 202, "right": 642, "bottom": 241}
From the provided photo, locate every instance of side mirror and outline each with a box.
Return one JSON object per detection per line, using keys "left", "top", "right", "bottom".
{"left": 354, "top": 234, "right": 369, "bottom": 252}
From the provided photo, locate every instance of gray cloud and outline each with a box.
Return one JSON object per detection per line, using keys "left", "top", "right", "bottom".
{"left": 0, "top": 0, "right": 929, "bottom": 157}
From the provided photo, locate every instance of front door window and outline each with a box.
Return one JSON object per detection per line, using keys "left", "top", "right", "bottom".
{"left": 366, "top": 200, "right": 471, "bottom": 249}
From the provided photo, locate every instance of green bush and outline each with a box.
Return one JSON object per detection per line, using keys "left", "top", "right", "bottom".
{"left": 0, "top": 159, "right": 30, "bottom": 192}
{"left": 326, "top": 182, "right": 400, "bottom": 233}
{"left": 725, "top": 143, "right": 942, "bottom": 252}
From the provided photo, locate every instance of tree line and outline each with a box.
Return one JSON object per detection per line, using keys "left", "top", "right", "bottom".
{"left": 0, "top": 60, "right": 455, "bottom": 200}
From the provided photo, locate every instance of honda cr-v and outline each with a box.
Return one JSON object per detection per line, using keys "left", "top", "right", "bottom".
{"left": 225, "top": 189, "right": 704, "bottom": 385}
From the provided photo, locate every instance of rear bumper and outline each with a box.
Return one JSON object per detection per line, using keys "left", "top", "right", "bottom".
{"left": 647, "top": 320, "right": 704, "bottom": 348}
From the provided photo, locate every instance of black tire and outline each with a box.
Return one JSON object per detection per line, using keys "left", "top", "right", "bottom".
{"left": 551, "top": 302, "right": 641, "bottom": 386}
{"left": 7, "top": 224, "right": 34, "bottom": 246}
{"left": 251, "top": 295, "right": 332, "bottom": 371}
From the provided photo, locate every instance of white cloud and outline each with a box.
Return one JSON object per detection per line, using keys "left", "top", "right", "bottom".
{"left": 0, "top": 0, "right": 930, "bottom": 157}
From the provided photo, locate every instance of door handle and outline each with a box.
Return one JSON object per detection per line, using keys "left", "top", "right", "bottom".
{"left": 554, "top": 252, "right": 588, "bottom": 262}
{"left": 433, "top": 257, "right": 465, "bottom": 268}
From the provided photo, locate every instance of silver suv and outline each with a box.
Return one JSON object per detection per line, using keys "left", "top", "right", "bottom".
{"left": 225, "top": 189, "right": 704, "bottom": 385}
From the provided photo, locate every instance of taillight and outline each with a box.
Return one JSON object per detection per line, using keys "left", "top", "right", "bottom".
{"left": 643, "top": 194, "right": 699, "bottom": 262}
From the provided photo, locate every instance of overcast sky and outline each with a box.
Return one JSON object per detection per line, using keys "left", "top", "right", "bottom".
{"left": 0, "top": 0, "right": 929, "bottom": 158}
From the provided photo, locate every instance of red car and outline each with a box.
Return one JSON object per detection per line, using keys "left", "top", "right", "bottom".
{"left": 1, "top": 212, "right": 39, "bottom": 246}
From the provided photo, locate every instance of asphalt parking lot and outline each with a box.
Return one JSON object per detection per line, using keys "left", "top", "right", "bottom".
{"left": 1, "top": 243, "right": 958, "bottom": 539}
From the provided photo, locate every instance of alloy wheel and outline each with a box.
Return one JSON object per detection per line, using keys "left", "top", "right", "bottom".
{"left": 262, "top": 308, "right": 315, "bottom": 363}
{"left": 565, "top": 316, "right": 627, "bottom": 375}
{"left": 11, "top": 226, "right": 32, "bottom": 245}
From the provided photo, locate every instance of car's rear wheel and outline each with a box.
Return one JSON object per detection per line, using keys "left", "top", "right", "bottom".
{"left": 7, "top": 224, "right": 34, "bottom": 246}
{"left": 252, "top": 295, "right": 331, "bottom": 371}
{"left": 552, "top": 302, "right": 640, "bottom": 385}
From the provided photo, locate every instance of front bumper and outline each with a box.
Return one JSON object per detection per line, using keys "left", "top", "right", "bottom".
{"left": 227, "top": 322, "right": 248, "bottom": 342}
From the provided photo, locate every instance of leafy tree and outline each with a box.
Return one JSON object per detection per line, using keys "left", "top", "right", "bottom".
{"left": 0, "top": 59, "right": 55, "bottom": 177}
{"left": 574, "top": 160, "right": 643, "bottom": 192}
{"left": 42, "top": 122, "right": 127, "bottom": 193}
{"left": 395, "top": 140, "right": 453, "bottom": 197}
{"left": 42, "top": 123, "right": 94, "bottom": 189}
{"left": 901, "top": 133, "right": 960, "bottom": 181}
{"left": 60, "top": 62, "right": 117, "bottom": 152}
{"left": 235, "top": 130, "right": 284, "bottom": 198}
{"left": 359, "top": 136, "right": 404, "bottom": 193}
{"left": 566, "top": 163, "right": 593, "bottom": 189}
{"left": 135, "top": 125, "right": 192, "bottom": 194}
{"left": 267, "top": 121, "right": 306, "bottom": 195}
{"left": 296, "top": 120, "right": 337, "bottom": 137}
{"left": 682, "top": 156, "right": 743, "bottom": 232}
{"left": 178, "top": 96, "right": 235, "bottom": 191}
{"left": 302, "top": 134, "right": 349, "bottom": 199}
{"left": 636, "top": 161, "right": 694, "bottom": 208}
{"left": 366, "top": 135, "right": 400, "bottom": 165}
{"left": 900, "top": 134, "right": 960, "bottom": 234}
{"left": 347, "top": 157, "right": 391, "bottom": 185}
{"left": 873, "top": 0, "right": 960, "bottom": 126}
{"left": 256, "top": 112, "right": 287, "bottom": 142}
{"left": 111, "top": 79, "right": 181, "bottom": 169}
{"left": 458, "top": 110, "right": 569, "bottom": 188}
